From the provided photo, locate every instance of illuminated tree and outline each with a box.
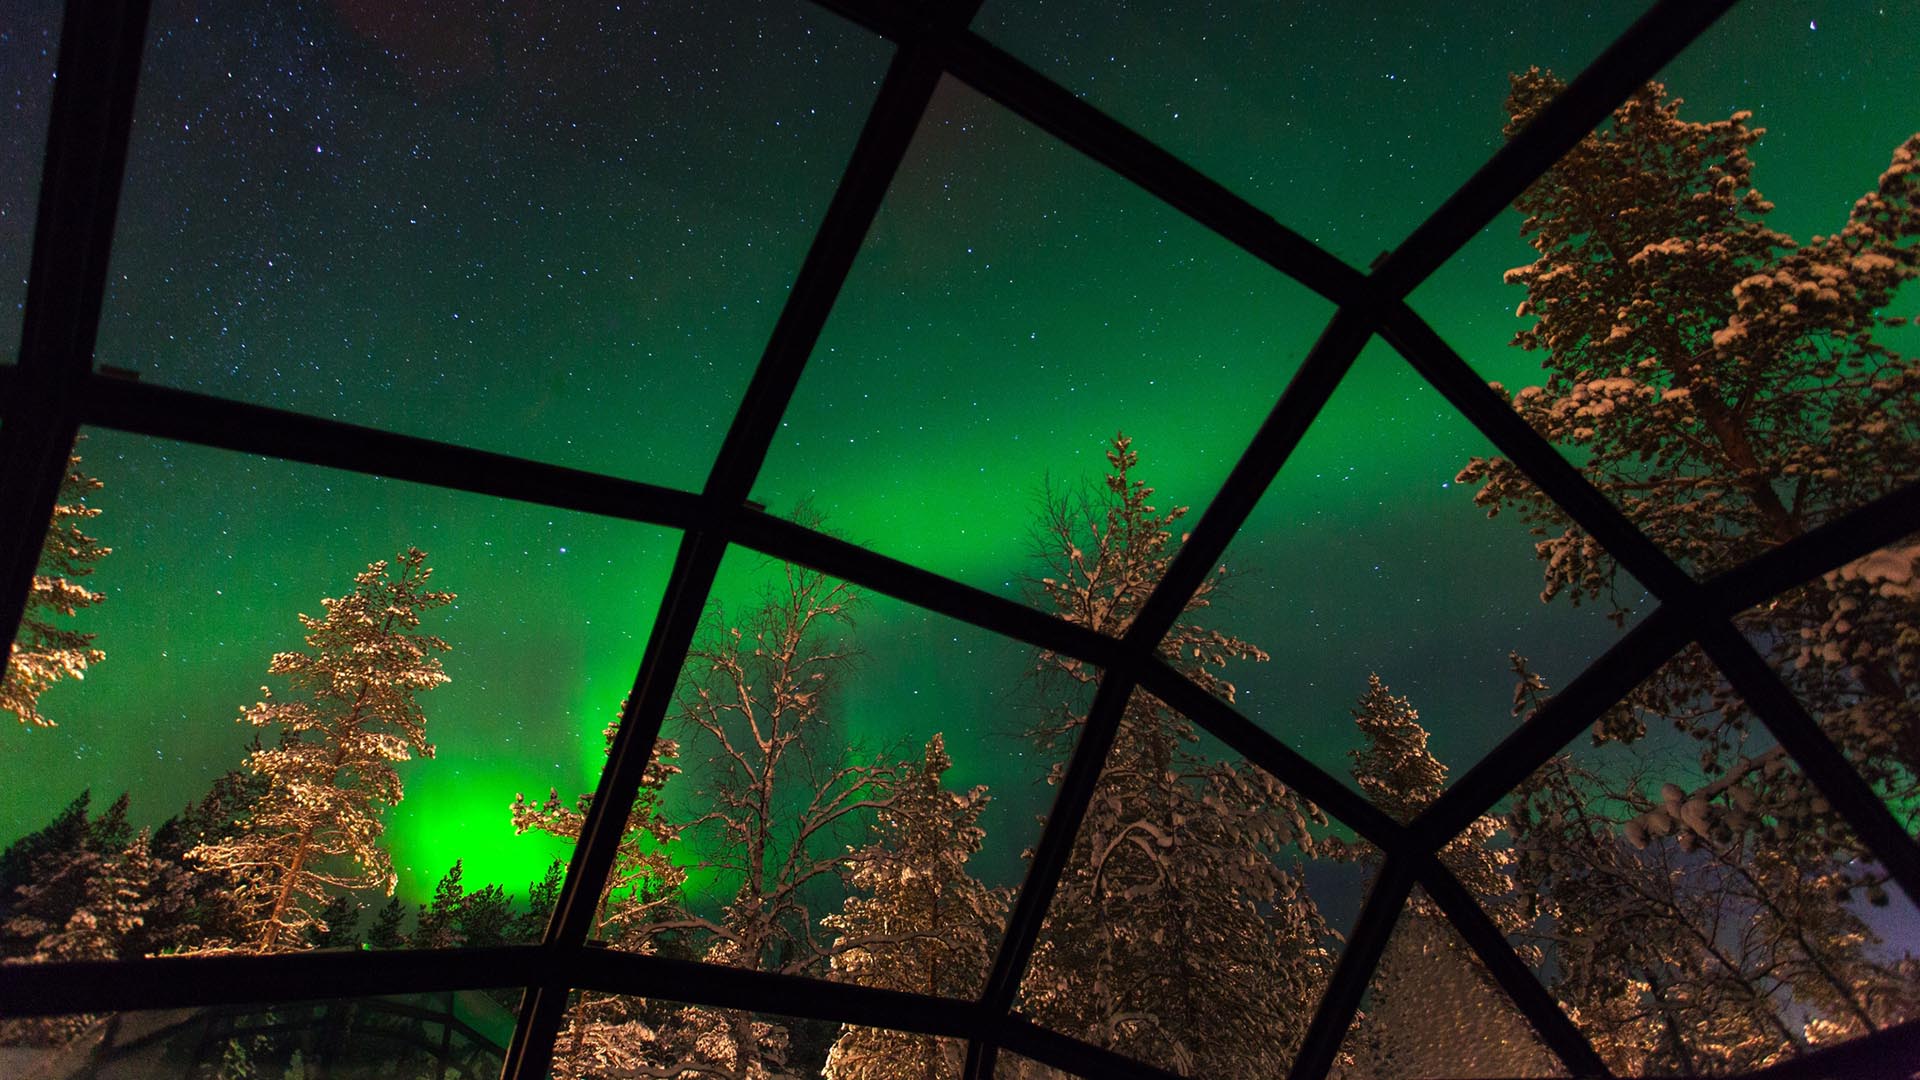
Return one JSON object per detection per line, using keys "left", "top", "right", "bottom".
{"left": 188, "top": 548, "right": 453, "bottom": 952}
{"left": 513, "top": 710, "right": 693, "bottom": 1079}
{"left": 1458, "top": 71, "right": 1920, "bottom": 831}
{"left": 821, "top": 734, "right": 1008, "bottom": 1080}
{"left": 1504, "top": 659, "right": 1919, "bottom": 1073}
{"left": 2, "top": 453, "right": 110, "bottom": 729}
{"left": 642, "top": 554, "right": 895, "bottom": 1080}
{"left": 1335, "top": 675, "right": 1555, "bottom": 1080}
{"left": 1020, "top": 435, "right": 1336, "bottom": 1078}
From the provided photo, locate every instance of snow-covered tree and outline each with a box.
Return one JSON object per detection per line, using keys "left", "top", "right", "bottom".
{"left": 0, "top": 823, "right": 163, "bottom": 1046}
{"left": 148, "top": 755, "right": 270, "bottom": 953}
{"left": 1504, "top": 659, "right": 1919, "bottom": 1074}
{"left": 3, "top": 453, "right": 110, "bottom": 729}
{"left": 1334, "top": 675, "right": 1555, "bottom": 1080}
{"left": 822, "top": 734, "right": 1008, "bottom": 1080}
{"left": 1020, "top": 435, "right": 1336, "bottom": 1078}
{"left": 637, "top": 555, "right": 895, "bottom": 1080}
{"left": 1458, "top": 71, "right": 1920, "bottom": 837}
{"left": 187, "top": 548, "right": 453, "bottom": 952}
{"left": 513, "top": 710, "right": 695, "bottom": 1079}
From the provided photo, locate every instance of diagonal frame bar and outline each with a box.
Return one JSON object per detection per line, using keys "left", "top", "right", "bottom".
{"left": 0, "top": 0, "right": 152, "bottom": 692}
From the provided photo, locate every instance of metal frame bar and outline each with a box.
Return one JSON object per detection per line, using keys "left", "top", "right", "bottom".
{"left": 7, "top": 0, "right": 1920, "bottom": 1079}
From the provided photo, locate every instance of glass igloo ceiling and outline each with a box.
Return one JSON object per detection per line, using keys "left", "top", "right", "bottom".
{"left": 2, "top": 1, "right": 1917, "bottom": 1079}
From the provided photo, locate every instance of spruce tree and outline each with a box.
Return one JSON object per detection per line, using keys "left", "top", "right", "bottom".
{"left": 2, "top": 452, "right": 110, "bottom": 729}
{"left": 366, "top": 896, "right": 408, "bottom": 949}
{"left": 187, "top": 548, "right": 453, "bottom": 952}
{"left": 1020, "top": 436, "right": 1335, "bottom": 1078}
{"left": 411, "top": 860, "right": 466, "bottom": 949}
{"left": 822, "top": 735, "right": 1008, "bottom": 1080}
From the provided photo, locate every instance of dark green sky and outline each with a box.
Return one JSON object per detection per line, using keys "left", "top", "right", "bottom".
{"left": 1, "top": 0, "right": 1914, "bottom": 910}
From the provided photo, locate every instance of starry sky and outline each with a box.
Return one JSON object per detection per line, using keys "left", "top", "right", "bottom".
{"left": 1, "top": 0, "right": 1915, "bottom": 918}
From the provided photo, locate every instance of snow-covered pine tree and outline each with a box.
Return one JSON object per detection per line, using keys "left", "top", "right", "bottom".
{"left": 148, "top": 756, "right": 270, "bottom": 952}
{"left": 512, "top": 859, "right": 565, "bottom": 943}
{"left": 3, "top": 452, "right": 110, "bottom": 729}
{"left": 0, "top": 826, "right": 162, "bottom": 1045}
{"left": 821, "top": 734, "right": 1008, "bottom": 1080}
{"left": 187, "top": 548, "right": 453, "bottom": 952}
{"left": 1020, "top": 435, "right": 1335, "bottom": 1078}
{"left": 1457, "top": 71, "right": 1920, "bottom": 844}
{"left": 366, "top": 896, "right": 408, "bottom": 949}
{"left": 1334, "top": 675, "right": 1555, "bottom": 1080}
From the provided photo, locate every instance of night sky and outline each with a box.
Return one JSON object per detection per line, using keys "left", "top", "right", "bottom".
{"left": 1, "top": 0, "right": 1915, "bottom": 919}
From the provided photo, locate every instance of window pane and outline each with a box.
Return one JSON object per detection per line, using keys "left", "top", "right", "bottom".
{"left": 0, "top": 0, "right": 60, "bottom": 356}
{"left": 1480, "top": 650, "right": 1920, "bottom": 1074}
{"left": 0, "top": 430, "right": 677, "bottom": 958}
{"left": 1208, "top": 339, "right": 1639, "bottom": 812}
{"left": 1747, "top": 534, "right": 1920, "bottom": 840}
{"left": 756, "top": 76, "right": 1334, "bottom": 601}
{"left": 1335, "top": 888, "right": 1565, "bottom": 1079}
{"left": 96, "top": 0, "right": 891, "bottom": 487}
{"left": 972, "top": 0, "right": 1652, "bottom": 270}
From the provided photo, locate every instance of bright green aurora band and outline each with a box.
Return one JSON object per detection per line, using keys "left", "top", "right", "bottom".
{"left": 1, "top": 0, "right": 1914, "bottom": 918}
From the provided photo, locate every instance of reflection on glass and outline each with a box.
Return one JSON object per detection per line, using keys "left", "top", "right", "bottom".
{"left": 1494, "top": 651, "right": 1920, "bottom": 1075}
{"left": 1334, "top": 890, "right": 1563, "bottom": 1080}
{"left": 551, "top": 993, "right": 963, "bottom": 1080}
{"left": 1, "top": 991, "right": 516, "bottom": 1080}
{"left": 0, "top": 429, "right": 678, "bottom": 967}
{"left": 1019, "top": 689, "right": 1349, "bottom": 1079}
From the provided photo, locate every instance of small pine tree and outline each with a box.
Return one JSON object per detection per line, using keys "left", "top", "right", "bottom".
{"left": 0, "top": 828, "right": 161, "bottom": 1046}
{"left": 458, "top": 882, "right": 513, "bottom": 948}
{"left": 411, "top": 860, "right": 466, "bottom": 949}
{"left": 366, "top": 896, "right": 408, "bottom": 949}
{"left": 511, "top": 859, "right": 565, "bottom": 943}
{"left": 148, "top": 754, "right": 271, "bottom": 952}
{"left": 187, "top": 549, "right": 453, "bottom": 952}
{"left": 822, "top": 735, "right": 1009, "bottom": 1080}
{"left": 2, "top": 453, "right": 111, "bottom": 729}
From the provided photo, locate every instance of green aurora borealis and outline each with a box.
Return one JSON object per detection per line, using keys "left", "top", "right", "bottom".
{"left": 2, "top": 0, "right": 1916, "bottom": 912}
